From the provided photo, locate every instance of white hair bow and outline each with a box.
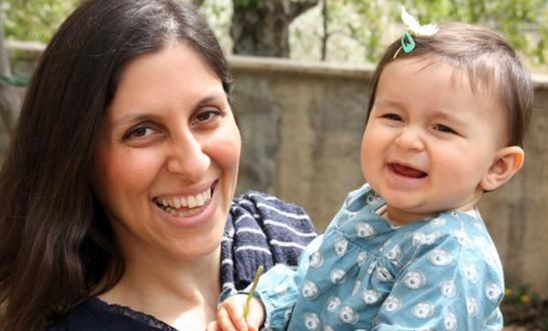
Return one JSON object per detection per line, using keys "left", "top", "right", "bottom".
{"left": 401, "top": 6, "right": 439, "bottom": 36}
{"left": 394, "top": 6, "right": 439, "bottom": 58}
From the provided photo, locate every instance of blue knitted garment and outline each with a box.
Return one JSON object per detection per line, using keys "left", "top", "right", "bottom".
{"left": 221, "top": 190, "right": 319, "bottom": 291}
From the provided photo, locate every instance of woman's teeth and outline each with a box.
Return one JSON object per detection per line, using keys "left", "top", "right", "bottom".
{"left": 156, "top": 187, "right": 212, "bottom": 215}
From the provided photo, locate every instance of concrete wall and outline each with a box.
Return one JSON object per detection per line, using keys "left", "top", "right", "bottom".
{"left": 3, "top": 43, "right": 548, "bottom": 297}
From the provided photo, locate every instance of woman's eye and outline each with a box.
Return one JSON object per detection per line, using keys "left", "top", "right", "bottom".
{"left": 124, "top": 126, "right": 156, "bottom": 140}
{"left": 193, "top": 109, "right": 222, "bottom": 124}
{"left": 434, "top": 124, "right": 457, "bottom": 134}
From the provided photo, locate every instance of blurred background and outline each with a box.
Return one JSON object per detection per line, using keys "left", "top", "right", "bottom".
{"left": 1, "top": 1, "right": 548, "bottom": 329}
{"left": 2, "top": 0, "right": 548, "bottom": 68}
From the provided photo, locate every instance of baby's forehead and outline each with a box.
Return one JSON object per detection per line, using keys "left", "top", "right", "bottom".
{"left": 418, "top": 55, "right": 507, "bottom": 112}
{"left": 445, "top": 61, "right": 511, "bottom": 144}
{"left": 413, "top": 54, "right": 502, "bottom": 92}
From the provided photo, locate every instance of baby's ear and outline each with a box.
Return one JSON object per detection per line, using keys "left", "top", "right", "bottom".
{"left": 480, "top": 146, "right": 525, "bottom": 191}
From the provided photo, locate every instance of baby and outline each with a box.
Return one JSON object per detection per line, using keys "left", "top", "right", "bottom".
{"left": 209, "top": 9, "right": 533, "bottom": 331}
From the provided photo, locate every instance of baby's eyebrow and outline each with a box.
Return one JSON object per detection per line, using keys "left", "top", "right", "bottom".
{"left": 373, "top": 99, "right": 405, "bottom": 110}
{"left": 429, "top": 109, "right": 467, "bottom": 126}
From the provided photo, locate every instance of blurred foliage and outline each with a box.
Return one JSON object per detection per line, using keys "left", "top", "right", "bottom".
{"left": 233, "top": 0, "right": 264, "bottom": 10}
{"left": 502, "top": 285, "right": 548, "bottom": 330}
{"left": 1, "top": 0, "right": 547, "bottom": 69}
{"left": 0, "top": 72, "right": 31, "bottom": 86}
{"left": 402, "top": 0, "right": 548, "bottom": 66}
{"left": 2, "top": 0, "right": 79, "bottom": 43}
{"left": 291, "top": 0, "right": 548, "bottom": 69}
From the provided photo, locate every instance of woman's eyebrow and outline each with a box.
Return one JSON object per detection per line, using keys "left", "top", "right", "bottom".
{"left": 111, "top": 112, "right": 160, "bottom": 127}
{"left": 110, "top": 91, "right": 227, "bottom": 126}
{"left": 190, "top": 91, "right": 227, "bottom": 111}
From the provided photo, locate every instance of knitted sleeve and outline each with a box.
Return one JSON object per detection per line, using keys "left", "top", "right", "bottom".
{"left": 220, "top": 191, "right": 318, "bottom": 292}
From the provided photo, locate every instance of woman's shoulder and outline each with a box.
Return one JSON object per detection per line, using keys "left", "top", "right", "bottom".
{"left": 46, "top": 298, "right": 160, "bottom": 331}
{"left": 47, "top": 299, "right": 113, "bottom": 331}
{"left": 46, "top": 300, "right": 98, "bottom": 331}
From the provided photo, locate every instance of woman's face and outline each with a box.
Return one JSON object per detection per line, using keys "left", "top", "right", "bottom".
{"left": 90, "top": 42, "right": 241, "bottom": 261}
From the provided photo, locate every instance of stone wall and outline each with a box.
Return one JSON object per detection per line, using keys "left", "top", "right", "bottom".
{"left": 3, "top": 43, "right": 548, "bottom": 296}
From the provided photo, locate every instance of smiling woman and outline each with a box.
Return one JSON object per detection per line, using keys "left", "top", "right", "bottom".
{"left": 0, "top": 1, "right": 317, "bottom": 331}
{"left": 90, "top": 43, "right": 241, "bottom": 262}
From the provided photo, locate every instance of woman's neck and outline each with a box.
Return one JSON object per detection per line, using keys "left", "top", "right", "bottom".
{"left": 98, "top": 246, "right": 222, "bottom": 330}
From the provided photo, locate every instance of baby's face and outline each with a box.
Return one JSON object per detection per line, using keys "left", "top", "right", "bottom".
{"left": 361, "top": 57, "right": 507, "bottom": 224}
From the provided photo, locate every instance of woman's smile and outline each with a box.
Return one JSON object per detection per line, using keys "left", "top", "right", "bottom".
{"left": 153, "top": 181, "right": 219, "bottom": 228}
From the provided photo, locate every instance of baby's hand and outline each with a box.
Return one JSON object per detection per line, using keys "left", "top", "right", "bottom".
{"left": 207, "top": 294, "right": 265, "bottom": 331}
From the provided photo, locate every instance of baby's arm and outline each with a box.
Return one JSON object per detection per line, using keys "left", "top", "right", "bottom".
{"left": 210, "top": 235, "right": 325, "bottom": 331}
{"left": 209, "top": 294, "right": 265, "bottom": 331}
{"left": 208, "top": 264, "right": 298, "bottom": 331}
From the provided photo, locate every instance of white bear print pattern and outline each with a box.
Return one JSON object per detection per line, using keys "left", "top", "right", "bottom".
{"left": 384, "top": 244, "right": 401, "bottom": 262}
{"left": 302, "top": 280, "right": 320, "bottom": 300}
{"left": 303, "top": 313, "right": 321, "bottom": 330}
{"left": 326, "top": 296, "right": 342, "bottom": 312}
{"left": 427, "top": 248, "right": 454, "bottom": 266}
{"left": 309, "top": 250, "right": 324, "bottom": 269}
{"left": 339, "top": 305, "right": 359, "bottom": 324}
{"left": 402, "top": 270, "right": 426, "bottom": 290}
{"left": 329, "top": 268, "right": 347, "bottom": 284}
{"left": 439, "top": 279, "right": 457, "bottom": 298}
{"left": 252, "top": 185, "right": 504, "bottom": 331}
{"left": 412, "top": 302, "right": 435, "bottom": 319}
{"left": 333, "top": 238, "right": 349, "bottom": 257}
{"left": 355, "top": 222, "right": 376, "bottom": 239}
{"left": 362, "top": 289, "right": 382, "bottom": 305}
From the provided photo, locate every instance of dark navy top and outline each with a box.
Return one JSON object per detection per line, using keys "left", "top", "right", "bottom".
{"left": 48, "top": 191, "right": 317, "bottom": 331}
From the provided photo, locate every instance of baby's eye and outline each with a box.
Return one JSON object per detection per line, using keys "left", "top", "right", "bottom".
{"left": 382, "top": 113, "right": 402, "bottom": 121}
{"left": 433, "top": 124, "right": 457, "bottom": 134}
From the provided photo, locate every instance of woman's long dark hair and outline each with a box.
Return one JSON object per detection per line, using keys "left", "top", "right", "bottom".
{"left": 0, "top": 1, "right": 232, "bottom": 330}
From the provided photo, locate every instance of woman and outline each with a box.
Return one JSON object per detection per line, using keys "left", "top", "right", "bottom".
{"left": 0, "top": 1, "right": 317, "bottom": 330}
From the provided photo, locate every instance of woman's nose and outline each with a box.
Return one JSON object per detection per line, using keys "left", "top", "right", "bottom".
{"left": 166, "top": 132, "right": 210, "bottom": 181}
{"left": 395, "top": 126, "right": 425, "bottom": 151}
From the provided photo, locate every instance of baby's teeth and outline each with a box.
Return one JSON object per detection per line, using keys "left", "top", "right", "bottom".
{"left": 206, "top": 188, "right": 211, "bottom": 200}
{"left": 181, "top": 196, "right": 188, "bottom": 207}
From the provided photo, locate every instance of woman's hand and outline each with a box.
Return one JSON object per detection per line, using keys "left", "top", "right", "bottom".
{"left": 207, "top": 294, "right": 265, "bottom": 331}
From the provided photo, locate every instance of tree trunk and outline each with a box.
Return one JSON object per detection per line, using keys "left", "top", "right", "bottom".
{"left": 320, "top": 0, "right": 328, "bottom": 61}
{"left": 0, "top": 11, "right": 21, "bottom": 137}
{"left": 230, "top": 0, "right": 319, "bottom": 57}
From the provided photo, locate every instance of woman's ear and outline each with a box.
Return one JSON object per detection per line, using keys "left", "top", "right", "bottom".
{"left": 480, "top": 146, "right": 525, "bottom": 191}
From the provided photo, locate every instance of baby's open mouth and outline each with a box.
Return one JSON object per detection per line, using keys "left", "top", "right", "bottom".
{"left": 389, "top": 163, "right": 427, "bottom": 178}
